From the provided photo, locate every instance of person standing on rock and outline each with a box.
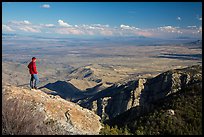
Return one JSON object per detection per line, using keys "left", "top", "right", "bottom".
{"left": 28, "top": 57, "right": 39, "bottom": 90}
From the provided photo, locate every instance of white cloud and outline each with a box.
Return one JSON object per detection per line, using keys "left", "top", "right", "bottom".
{"left": 88, "top": 26, "right": 95, "bottom": 29}
{"left": 19, "top": 26, "right": 41, "bottom": 33}
{"left": 55, "top": 23, "right": 113, "bottom": 36}
{"left": 159, "top": 26, "right": 180, "bottom": 33}
{"left": 80, "top": 24, "right": 110, "bottom": 31}
{"left": 92, "top": 24, "right": 109, "bottom": 27}
{"left": 41, "top": 4, "right": 50, "bottom": 8}
{"left": 174, "top": 26, "right": 202, "bottom": 36}
{"left": 134, "top": 30, "right": 153, "bottom": 37}
{"left": 91, "top": 24, "right": 114, "bottom": 36}
{"left": 55, "top": 28, "right": 84, "bottom": 35}
{"left": 177, "top": 30, "right": 183, "bottom": 34}
{"left": 187, "top": 25, "right": 197, "bottom": 28}
{"left": 45, "top": 24, "right": 54, "bottom": 27}
{"left": 7, "top": 20, "right": 41, "bottom": 33}
{"left": 3, "top": 19, "right": 202, "bottom": 38}
{"left": 58, "top": 20, "right": 72, "bottom": 27}
{"left": 120, "top": 24, "right": 131, "bottom": 29}
{"left": 23, "top": 20, "right": 31, "bottom": 24}
{"left": 196, "top": 15, "right": 202, "bottom": 21}
{"left": 198, "top": 26, "right": 202, "bottom": 33}
{"left": 100, "top": 29, "right": 113, "bottom": 36}
{"left": 9, "top": 20, "right": 31, "bottom": 25}
{"left": 120, "top": 24, "right": 139, "bottom": 30}
{"left": 119, "top": 24, "right": 153, "bottom": 37}
{"left": 2, "top": 24, "right": 15, "bottom": 32}
{"left": 177, "top": 16, "right": 181, "bottom": 21}
{"left": 82, "top": 24, "right": 93, "bottom": 29}
{"left": 43, "top": 24, "right": 55, "bottom": 27}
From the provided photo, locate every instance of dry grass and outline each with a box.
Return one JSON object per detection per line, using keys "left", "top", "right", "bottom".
{"left": 2, "top": 95, "right": 55, "bottom": 135}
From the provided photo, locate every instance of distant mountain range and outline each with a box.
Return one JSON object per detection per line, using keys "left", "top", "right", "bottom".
{"left": 2, "top": 33, "right": 17, "bottom": 38}
{"left": 185, "top": 40, "right": 202, "bottom": 45}
{"left": 2, "top": 33, "right": 202, "bottom": 46}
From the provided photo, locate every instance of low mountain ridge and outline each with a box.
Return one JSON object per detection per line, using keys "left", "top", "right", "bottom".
{"left": 66, "top": 65, "right": 105, "bottom": 91}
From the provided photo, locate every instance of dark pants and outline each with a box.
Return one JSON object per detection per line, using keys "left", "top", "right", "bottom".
{"left": 30, "top": 74, "right": 39, "bottom": 88}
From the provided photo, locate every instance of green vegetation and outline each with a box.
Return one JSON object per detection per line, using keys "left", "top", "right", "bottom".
{"left": 100, "top": 124, "right": 132, "bottom": 135}
{"left": 101, "top": 83, "right": 202, "bottom": 135}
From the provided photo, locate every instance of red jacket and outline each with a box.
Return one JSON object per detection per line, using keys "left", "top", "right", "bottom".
{"left": 28, "top": 61, "right": 38, "bottom": 74}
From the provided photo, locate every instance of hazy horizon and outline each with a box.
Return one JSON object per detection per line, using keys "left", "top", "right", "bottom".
{"left": 2, "top": 2, "right": 202, "bottom": 39}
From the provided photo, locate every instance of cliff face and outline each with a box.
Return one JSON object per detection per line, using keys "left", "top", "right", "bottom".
{"left": 78, "top": 65, "right": 202, "bottom": 120}
{"left": 103, "top": 82, "right": 202, "bottom": 135}
{"left": 2, "top": 85, "right": 102, "bottom": 135}
{"left": 141, "top": 65, "right": 202, "bottom": 104}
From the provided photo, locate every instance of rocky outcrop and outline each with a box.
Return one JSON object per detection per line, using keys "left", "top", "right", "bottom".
{"left": 140, "top": 65, "right": 202, "bottom": 106}
{"left": 2, "top": 85, "right": 102, "bottom": 135}
{"left": 79, "top": 79, "right": 146, "bottom": 120}
{"left": 78, "top": 65, "right": 202, "bottom": 120}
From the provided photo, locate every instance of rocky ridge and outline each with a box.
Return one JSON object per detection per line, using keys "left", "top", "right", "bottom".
{"left": 78, "top": 65, "right": 202, "bottom": 120}
{"left": 2, "top": 84, "right": 102, "bottom": 135}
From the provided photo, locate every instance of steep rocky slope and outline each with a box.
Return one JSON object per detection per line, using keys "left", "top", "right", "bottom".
{"left": 102, "top": 82, "right": 202, "bottom": 135}
{"left": 78, "top": 65, "right": 202, "bottom": 120}
{"left": 2, "top": 85, "right": 102, "bottom": 135}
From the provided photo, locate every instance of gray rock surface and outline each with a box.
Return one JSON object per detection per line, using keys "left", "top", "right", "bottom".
{"left": 2, "top": 85, "right": 102, "bottom": 135}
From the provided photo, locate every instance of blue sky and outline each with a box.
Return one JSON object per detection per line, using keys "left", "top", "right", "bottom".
{"left": 2, "top": 2, "right": 202, "bottom": 39}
